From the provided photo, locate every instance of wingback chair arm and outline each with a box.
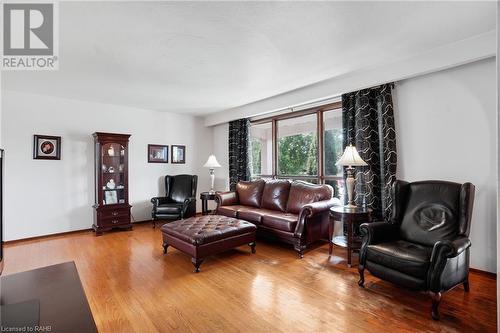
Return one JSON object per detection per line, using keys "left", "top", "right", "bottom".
{"left": 360, "top": 221, "right": 400, "bottom": 245}
{"left": 430, "top": 237, "right": 471, "bottom": 263}
{"left": 428, "top": 237, "right": 471, "bottom": 293}
{"left": 183, "top": 197, "right": 196, "bottom": 206}
{"left": 180, "top": 197, "right": 196, "bottom": 218}
{"left": 151, "top": 196, "right": 169, "bottom": 207}
{"left": 215, "top": 191, "right": 239, "bottom": 208}
{"left": 294, "top": 198, "right": 339, "bottom": 239}
{"left": 359, "top": 221, "right": 401, "bottom": 267}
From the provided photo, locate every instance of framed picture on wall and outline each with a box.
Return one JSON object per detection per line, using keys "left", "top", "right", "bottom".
{"left": 171, "top": 145, "right": 186, "bottom": 164}
{"left": 33, "top": 135, "right": 61, "bottom": 160}
{"left": 148, "top": 144, "right": 168, "bottom": 163}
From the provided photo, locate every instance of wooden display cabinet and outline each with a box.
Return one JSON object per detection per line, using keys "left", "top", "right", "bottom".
{"left": 92, "top": 132, "right": 132, "bottom": 235}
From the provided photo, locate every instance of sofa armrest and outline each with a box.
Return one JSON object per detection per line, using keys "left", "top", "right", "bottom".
{"left": 151, "top": 196, "right": 169, "bottom": 207}
{"left": 294, "top": 198, "right": 339, "bottom": 239}
{"left": 215, "top": 191, "right": 239, "bottom": 207}
{"left": 300, "top": 198, "right": 340, "bottom": 218}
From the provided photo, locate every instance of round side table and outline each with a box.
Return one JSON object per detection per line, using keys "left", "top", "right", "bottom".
{"left": 200, "top": 192, "right": 216, "bottom": 215}
{"left": 329, "top": 206, "right": 373, "bottom": 267}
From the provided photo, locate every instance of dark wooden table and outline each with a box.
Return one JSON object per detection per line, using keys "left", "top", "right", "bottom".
{"left": 329, "top": 206, "right": 372, "bottom": 267}
{"left": 0, "top": 262, "right": 97, "bottom": 332}
{"left": 200, "top": 191, "right": 216, "bottom": 215}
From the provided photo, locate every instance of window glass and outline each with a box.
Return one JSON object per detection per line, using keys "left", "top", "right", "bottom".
{"left": 249, "top": 122, "right": 272, "bottom": 176}
{"left": 323, "top": 109, "right": 343, "bottom": 177}
{"left": 277, "top": 114, "right": 318, "bottom": 176}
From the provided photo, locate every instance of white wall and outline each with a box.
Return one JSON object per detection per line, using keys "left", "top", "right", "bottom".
{"left": 1, "top": 91, "right": 213, "bottom": 241}
{"left": 394, "top": 58, "right": 496, "bottom": 272}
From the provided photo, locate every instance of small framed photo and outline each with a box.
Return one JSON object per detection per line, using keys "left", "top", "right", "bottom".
{"left": 33, "top": 135, "right": 61, "bottom": 160}
{"left": 171, "top": 145, "right": 186, "bottom": 164}
{"left": 148, "top": 144, "right": 168, "bottom": 163}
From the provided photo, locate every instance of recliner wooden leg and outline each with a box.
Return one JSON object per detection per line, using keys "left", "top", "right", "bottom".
{"left": 463, "top": 279, "right": 470, "bottom": 292}
{"left": 358, "top": 265, "right": 365, "bottom": 287}
{"left": 429, "top": 291, "right": 442, "bottom": 320}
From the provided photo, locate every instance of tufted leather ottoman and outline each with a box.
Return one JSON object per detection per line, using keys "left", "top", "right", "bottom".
{"left": 160, "top": 215, "right": 257, "bottom": 272}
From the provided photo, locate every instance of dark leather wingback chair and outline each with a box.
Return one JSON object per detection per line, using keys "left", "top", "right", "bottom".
{"left": 151, "top": 175, "right": 198, "bottom": 227}
{"left": 358, "top": 180, "right": 475, "bottom": 320}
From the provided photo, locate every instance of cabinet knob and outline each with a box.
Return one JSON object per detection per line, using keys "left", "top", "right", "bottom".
{"left": 112, "top": 220, "right": 118, "bottom": 224}
{"left": 112, "top": 211, "right": 119, "bottom": 216}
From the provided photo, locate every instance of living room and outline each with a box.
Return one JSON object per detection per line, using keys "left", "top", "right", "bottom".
{"left": 0, "top": 1, "right": 498, "bottom": 332}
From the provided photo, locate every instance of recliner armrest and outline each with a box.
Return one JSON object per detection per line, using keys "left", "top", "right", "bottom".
{"left": 151, "top": 196, "right": 169, "bottom": 207}
{"left": 360, "top": 221, "right": 400, "bottom": 245}
{"left": 183, "top": 197, "right": 196, "bottom": 206}
{"left": 430, "top": 237, "right": 471, "bottom": 263}
{"left": 215, "top": 191, "right": 239, "bottom": 207}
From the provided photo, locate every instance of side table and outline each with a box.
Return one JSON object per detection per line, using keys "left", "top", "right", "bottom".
{"left": 329, "top": 206, "right": 372, "bottom": 267}
{"left": 200, "top": 192, "right": 216, "bottom": 215}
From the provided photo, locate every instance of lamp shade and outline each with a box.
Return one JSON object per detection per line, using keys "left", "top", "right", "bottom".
{"left": 203, "top": 154, "right": 221, "bottom": 168}
{"left": 336, "top": 144, "right": 368, "bottom": 167}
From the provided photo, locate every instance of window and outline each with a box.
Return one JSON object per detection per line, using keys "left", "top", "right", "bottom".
{"left": 323, "top": 109, "right": 344, "bottom": 197}
{"left": 249, "top": 121, "right": 272, "bottom": 177}
{"left": 277, "top": 114, "right": 318, "bottom": 176}
{"left": 249, "top": 102, "right": 344, "bottom": 198}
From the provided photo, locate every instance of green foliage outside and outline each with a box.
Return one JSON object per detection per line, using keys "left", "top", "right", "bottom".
{"left": 250, "top": 138, "right": 262, "bottom": 175}
{"left": 324, "top": 129, "right": 343, "bottom": 176}
{"left": 250, "top": 129, "right": 343, "bottom": 197}
{"left": 278, "top": 133, "right": 317, "bottom": 175}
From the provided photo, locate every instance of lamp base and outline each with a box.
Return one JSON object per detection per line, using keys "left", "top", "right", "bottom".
{"left": 343, "top": 203, "right": 358, "bottom": 210}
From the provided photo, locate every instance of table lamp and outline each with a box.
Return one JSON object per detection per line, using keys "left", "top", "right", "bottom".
{"left": 203, "top": 155, "right": 221, "bottom": 193}
{"left": 336, "top": 144, "right": 367, "bottom": 208}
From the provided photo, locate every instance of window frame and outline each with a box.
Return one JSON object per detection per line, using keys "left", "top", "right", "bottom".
{"left": 250, "top": 101, "right": 343, "bottom": 192}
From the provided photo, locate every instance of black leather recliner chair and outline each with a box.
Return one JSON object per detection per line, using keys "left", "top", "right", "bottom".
{"left": 358, "top": 180, "right": 475, "bottom": 320}
{"left": 151, "top": 174, "right": 198, "bottom": 227}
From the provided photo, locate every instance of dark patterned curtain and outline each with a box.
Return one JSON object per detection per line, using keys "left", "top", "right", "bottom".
{"left": 229, "top": 119, "right": 250, "bottom": 191}
{"left": 342, "top": 83, "right": 397, "bottom": 220}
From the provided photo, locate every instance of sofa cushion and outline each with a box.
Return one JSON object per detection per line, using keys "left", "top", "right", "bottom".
{"left": 237, "top": 207, "right": 264, "bottom": 224}
{"left": 236, "top": 180, "right": 265, "bottom": 207}
{"left": 261, "top": 179, "right": 291, "bottom": 212}
{"left": 261, "top": 211, "right": 299, "bottom": 232}
{"left": 286, "top": 181, "right": 333, "bottom": 214}
{"left": 217, "top": 205, "right": 246, "bottom": 218}
{"left": 366, "top": 240, "right": 432, "bottom": 279}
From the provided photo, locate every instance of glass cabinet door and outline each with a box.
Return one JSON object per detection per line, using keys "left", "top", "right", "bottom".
{"left": 101, "top": 143, "right": 126, "bottom": 205}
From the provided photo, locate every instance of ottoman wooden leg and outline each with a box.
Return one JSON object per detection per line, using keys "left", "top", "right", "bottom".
{"left": 162, "top": 242, "right": 169, "bottom": 254}
{"left": 192, "top": 257, "right": 204, "bottom": 273}
{"left": 249, "top": 242, "right": 256, "bottom": 254}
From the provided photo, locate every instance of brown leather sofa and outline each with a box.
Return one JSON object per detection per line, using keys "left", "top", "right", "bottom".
{"left": 215, "top": 179, "right": 339, "bottom": 257}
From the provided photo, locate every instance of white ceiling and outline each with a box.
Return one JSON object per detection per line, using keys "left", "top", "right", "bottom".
{"left": 2, "top": 1, "right": 496, "bottom": 116}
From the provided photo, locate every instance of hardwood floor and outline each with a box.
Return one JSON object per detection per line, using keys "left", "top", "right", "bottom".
{"left": 3, "top": 223, "right": 496, "bottom": 333}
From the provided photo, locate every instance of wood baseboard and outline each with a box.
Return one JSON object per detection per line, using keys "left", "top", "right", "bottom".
{"left": 469, "top": 267, "right": 496, "bottom": 278}
{"left": 4, "top": 228, "right": 93, "bottom": 245}
{"left": 4, "top": 216, "right": 206, "bottom": 244}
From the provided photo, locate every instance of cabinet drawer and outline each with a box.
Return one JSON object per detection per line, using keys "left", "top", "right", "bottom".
{"left": 100, "top": 208, "right": 129, "bottom": 220}
{"left": 100, "top": 215, "right": 130, "bottom": 227}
